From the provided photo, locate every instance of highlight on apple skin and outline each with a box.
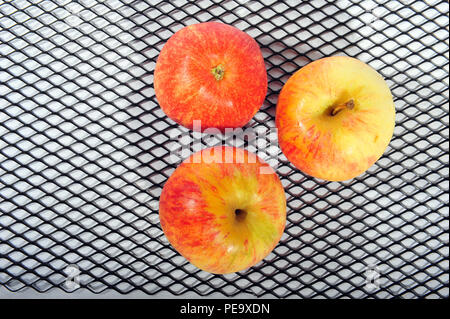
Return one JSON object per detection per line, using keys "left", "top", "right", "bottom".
{"left": 159, "top": 146, "right": 286, "bottom": 274}
{"left": 154, "top": 22, "right": 267, "bottom": 132}
{"left": 276, "top": 56, "right": 396, "bottom": 182}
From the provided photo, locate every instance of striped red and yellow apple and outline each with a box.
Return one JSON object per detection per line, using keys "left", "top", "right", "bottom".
{"left": 159, "top": 146, "right": 286, "bottom": 274}
{"left": 154, "top": 22, "right": 267, "bottom": 131}
{"left": 276, "top": 56, "right": 395, "bottom": 181}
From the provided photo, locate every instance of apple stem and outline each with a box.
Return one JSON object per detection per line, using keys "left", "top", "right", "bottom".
{"left": 331, "top": 99, "right": 355, "bottom": 116}
{"left": 234, "top": 209, "right": 247, "bottom": 222}
{"left": 211, "top": 64, "right": 225, "bottom": 81}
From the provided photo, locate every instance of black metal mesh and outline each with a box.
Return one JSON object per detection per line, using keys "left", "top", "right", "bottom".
{"left": 0, "top": 0, "right": 448, "bottom": 298}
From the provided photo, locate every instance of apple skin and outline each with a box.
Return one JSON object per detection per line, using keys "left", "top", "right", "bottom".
{"left": 159, "top": 146, "right": 286, "bottom": 274}
{"left": 276, "top": 56, "right": 395, "bottom": 181}
{"left": 154, "top": 22, "right": 267, "bottom": 131}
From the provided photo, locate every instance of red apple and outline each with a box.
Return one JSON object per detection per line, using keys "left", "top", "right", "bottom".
{"left": 276, "top": 56, "right": 395, "bottom": 181}
{"left": 159, "top": 146, "right": 286, "bottom": 274}
{"left": 154, "top": 22, "right": 267, "bottom": 131}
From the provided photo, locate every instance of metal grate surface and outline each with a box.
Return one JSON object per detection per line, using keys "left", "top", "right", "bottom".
{"left": 0, "top": 0, "right": 449, "bottom": 299}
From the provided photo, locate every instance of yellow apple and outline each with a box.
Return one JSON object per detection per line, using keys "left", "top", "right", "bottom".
{"left": 276, "top": 56, "right": 395, "bottom": 181}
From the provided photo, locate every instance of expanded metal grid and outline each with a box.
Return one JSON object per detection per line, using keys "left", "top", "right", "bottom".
{"left": 0, "top": 0, "right": 449, "bottom": 298}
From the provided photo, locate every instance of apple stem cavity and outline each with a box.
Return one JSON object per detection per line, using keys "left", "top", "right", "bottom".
{"left": 331, "top": 99, "right": 355, "bottom": 116}
{"left": 234, "top": 209, "right": 247, "bottom": 222}
{"left": 211, "top": 64, "right": 225, "bottom": 81}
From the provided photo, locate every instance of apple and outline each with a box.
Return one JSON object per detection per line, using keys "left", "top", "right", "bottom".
{"left": 159, "top": 146, "right": 286, "bottom": 274}
{"left": 276, "top": 56, "right": 395, "bottom": 181}
{"left": 154, "top": 22, "right": 267, "bottom": 131}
